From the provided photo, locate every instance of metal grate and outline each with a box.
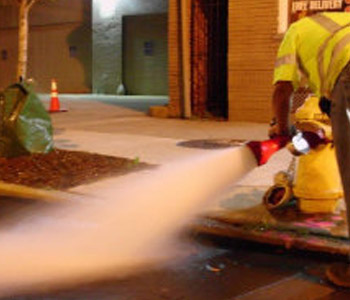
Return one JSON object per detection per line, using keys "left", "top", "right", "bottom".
{"left": 177, "top": 139, "right": 246, "bottom": 149}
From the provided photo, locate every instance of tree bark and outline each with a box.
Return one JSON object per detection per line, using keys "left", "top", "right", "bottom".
{"left": 17, "top": 1, "right": 29, "bottom": 81}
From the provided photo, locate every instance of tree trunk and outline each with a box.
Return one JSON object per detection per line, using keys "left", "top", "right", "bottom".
{"left": 17, "top": 2, "right": 29, "bottom": 81}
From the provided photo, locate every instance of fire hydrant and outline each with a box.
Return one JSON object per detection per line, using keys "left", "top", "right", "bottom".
{"left": 292, "top": 96, "right": 343, "bottom": 213}
{"left": 264, "top": 96, "right": 343, "bottom": 214}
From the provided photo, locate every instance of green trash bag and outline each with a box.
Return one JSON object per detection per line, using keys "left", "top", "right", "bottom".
{"left": 0, "top": 82, "right": 54, "bottom": 157}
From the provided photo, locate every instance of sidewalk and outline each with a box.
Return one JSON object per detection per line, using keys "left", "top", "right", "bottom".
{"left": 41, "top": 94, "right": 292, "bottom": 203}
{"left": 40, "top": 94, "right": 294, "bottom": 210}
{"left": 43, "top": 94, "right": 290, "bottom": 175}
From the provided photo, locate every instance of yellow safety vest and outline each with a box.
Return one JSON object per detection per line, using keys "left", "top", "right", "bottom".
{"left": 273, "top": 13, "right": 350, "bottom": 97}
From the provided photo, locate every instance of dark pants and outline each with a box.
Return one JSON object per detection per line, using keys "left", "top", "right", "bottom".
{"left": 331, "top": 62, "right": 350, "bottom": 243}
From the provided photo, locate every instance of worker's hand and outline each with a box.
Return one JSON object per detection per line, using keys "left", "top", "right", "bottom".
{"left": 268, "top": 123, "right": 290, "bottom": 139}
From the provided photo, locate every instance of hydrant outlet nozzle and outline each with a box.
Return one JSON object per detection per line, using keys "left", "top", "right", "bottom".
{"left": 247, "top": 136, "right": 290, "bottom": 166}
{"left": 287, "top": 129, "right": 328, "bottom": 156}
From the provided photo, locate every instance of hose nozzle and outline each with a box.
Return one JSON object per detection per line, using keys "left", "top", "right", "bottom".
{"left": 247, "top": 136, "right": 290, "bottom": 166}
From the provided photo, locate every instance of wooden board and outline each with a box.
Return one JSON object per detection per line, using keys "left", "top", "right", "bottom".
{"left": 192, "top": 186, "right": 350, "bottom": 256}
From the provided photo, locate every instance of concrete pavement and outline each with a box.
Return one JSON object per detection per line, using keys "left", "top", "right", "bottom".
{"left": 41, "top": 94, "right": 293, "bottom": 216}
{"left": 42, "top": 94, "right": 291, "bottom": 185}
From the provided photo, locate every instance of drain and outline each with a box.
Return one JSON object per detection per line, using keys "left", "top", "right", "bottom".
{"left": 177, "top": 139, "right": 247, "bottom": 149}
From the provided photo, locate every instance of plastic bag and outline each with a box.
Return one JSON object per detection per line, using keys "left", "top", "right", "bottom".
{"left": 0, "top": 82, "right": 53, "bottom": 157}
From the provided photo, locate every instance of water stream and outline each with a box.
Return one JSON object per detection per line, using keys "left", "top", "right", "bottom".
{"left": 0, "top": 145, "right": 257, "bottom": 296}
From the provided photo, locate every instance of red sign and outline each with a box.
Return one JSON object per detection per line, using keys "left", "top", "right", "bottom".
{"left": 291, "top": 0, "right": 349, "bottom": 22}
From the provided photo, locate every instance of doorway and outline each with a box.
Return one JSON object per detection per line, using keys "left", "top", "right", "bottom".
{"left": 191, "top": 0, "right": 228, "bottom": 119}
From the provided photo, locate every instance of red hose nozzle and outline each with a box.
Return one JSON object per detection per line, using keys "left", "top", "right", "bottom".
{"left": 247, "top": 136, "right": 290, "bottom": 166}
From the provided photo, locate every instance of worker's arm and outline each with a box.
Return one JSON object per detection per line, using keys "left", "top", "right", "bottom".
{"left": 269, "top": 81, "right": 294, "bottom": 137}
{"left": 270, "top": 21, "right": 299, "bottom": 138}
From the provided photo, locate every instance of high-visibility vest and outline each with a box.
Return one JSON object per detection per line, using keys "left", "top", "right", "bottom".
{"left": 273, "top": 13, "right": 350, "bottom": 98}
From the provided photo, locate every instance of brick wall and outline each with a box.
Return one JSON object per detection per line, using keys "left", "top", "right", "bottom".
{"left": 168, "top": 0, "right": 283, "bottom": 121}
{"left": 228, "top": 0, "right": 281, "bottom": 122}
{"left": 167, "top": 0, "right": 182, "bottom": 117}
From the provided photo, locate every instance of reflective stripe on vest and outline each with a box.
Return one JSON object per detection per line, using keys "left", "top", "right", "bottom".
{"left": 310, "top": 14, "right": 350, "bottom": 95}
{"left": 328, "top": 33, "right": 350, "bottom": 79}
{"left": 310, "top": 14, "right": 341, "bottom": 32}
{"left": 275, "top": 54, "right": 296, "bottom": 68}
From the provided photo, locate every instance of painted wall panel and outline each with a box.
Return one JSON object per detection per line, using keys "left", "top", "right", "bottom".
{"left": 123, "top": 14, "right": 168, "bottom": 95}
{"left": 92, "top": 0, "right": 168, "bottom": 94}
{"left": 28, "top": 24, "right": 91, "bottom": 93}
{"left": 0, "top": 0, "right": 92, "bottom": 93}
{"left": 0, "top": 29, "right": 17, "bottom": 88}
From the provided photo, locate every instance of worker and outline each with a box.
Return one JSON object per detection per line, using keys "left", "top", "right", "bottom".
{"left": 269, "top": 12, "right": 350, "bottom": 287}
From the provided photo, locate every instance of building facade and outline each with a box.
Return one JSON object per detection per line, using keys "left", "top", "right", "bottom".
{"left": 0, "top": 0, "right": 92, "bottom": 93}
{"left": 167, "top": 0, "right": 350, "bottom": 122}
{"left": 92, "top": 0, "right": 168, "bottom": 95}
{"left": 1, "top": 0, "right": 348, "bottom": 122}
{"left": 0, "top": 0, "right": 168, "bottom": 95}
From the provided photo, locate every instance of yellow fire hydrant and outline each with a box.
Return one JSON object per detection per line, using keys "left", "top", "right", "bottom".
{"left": 292, "top": 96, "right": 343, "bottom": 213}
{"left": 263, "top": 95, "right": 343, "bottom": 214}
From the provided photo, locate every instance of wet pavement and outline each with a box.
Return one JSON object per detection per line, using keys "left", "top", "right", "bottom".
{"left": 2, "top": 233, "right": 349, "bottom": 300}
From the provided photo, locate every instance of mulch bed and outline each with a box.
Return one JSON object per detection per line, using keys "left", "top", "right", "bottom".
{"left": 0, "top": 149, "right": 149, "bottom": 190}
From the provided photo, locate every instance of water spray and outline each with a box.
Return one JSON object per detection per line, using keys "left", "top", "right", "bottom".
{"left": 0, "top": 135, "right": 295, "bottom": 296}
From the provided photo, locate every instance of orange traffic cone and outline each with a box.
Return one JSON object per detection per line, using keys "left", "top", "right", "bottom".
{"left": 49, "top": 79, "right": 67, "bottom": 113}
